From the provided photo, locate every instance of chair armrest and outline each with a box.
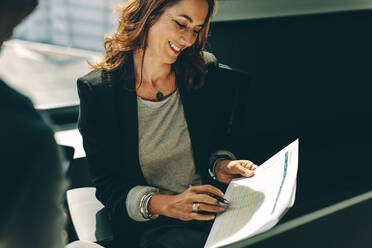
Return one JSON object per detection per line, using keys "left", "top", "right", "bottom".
{"left": 65, "top": 240, "right": 105, "bottom": 248}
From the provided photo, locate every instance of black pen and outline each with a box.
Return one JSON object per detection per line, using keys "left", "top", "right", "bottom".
{"left": 188, "top": 185, "right": 231, "bottom": 206}
{"left": 208, "top": 193, "right": 230, "bottom": 205}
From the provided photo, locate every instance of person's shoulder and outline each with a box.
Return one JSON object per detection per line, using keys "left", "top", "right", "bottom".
{"left": 0, "top": 80, "right": 57, "bottom": 160}
{"left": 0, "top": 79, "right": 52, "bottom": 130}
{"left": 203, "top": 52, "right": 249, "bottom": 81}
{"left": 0, "top": 80, "right": 48, "bottom": 135}
{"left": 77, "top": 69, "right": 121, "bottom": 97}
{"left": 0, "top": 79, "right": 34, "bottom": 114}
{"left": 203, "top": 51, "right": 218, "bottom": 72}
{"left": 77, "top": 70, "right": 106, "bottom": 89}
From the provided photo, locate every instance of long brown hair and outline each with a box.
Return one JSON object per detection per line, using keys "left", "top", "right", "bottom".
{"left": 91, "top": 0, "right": 217, "bottom": 89}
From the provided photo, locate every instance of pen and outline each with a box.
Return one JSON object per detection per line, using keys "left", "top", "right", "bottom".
{"left": 208, "top": 193, "right": 230, "bottom": 205}
{"left": 188, "top": 185, "right": 230, "bottom": 206}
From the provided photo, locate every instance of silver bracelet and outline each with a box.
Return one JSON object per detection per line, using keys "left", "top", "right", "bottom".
{"left": 139, "top": 192, "right": 159, "bottom": 220}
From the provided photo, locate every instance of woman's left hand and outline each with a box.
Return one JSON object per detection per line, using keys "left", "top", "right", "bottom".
{"left": 215, "top": 160, "right": 258, "bottom": 184}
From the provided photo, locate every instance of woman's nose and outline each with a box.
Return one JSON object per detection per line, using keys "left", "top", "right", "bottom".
{"left": 180, "top": 30, "right": 197, "bottom": 48}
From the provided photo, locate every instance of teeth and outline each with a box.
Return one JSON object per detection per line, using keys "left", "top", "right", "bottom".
{"left": 169, "top": 41, "right": 181, "bottom": 52}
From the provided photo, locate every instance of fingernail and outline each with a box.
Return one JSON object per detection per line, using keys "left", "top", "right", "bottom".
{"left": 219, "top": 207, "right": 225, "bottom": 212}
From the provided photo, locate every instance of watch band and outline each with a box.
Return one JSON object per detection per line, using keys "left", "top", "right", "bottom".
{"left": 208, "top": 154, "right": 233, "bottom": 180}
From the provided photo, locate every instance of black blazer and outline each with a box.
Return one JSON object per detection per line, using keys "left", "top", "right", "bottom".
{"left": 77, "top": 53, "right": 249, "bottom": 242}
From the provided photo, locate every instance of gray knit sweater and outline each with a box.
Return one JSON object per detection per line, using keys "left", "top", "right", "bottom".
{"left": 125, "top": 89, "right": 235, "bottom": 222}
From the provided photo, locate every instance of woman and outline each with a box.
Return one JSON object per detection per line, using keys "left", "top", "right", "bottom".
{"left": 77, "top": 0, "right": 257, "bottom": 247}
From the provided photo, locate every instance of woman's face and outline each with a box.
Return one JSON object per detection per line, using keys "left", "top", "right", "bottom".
{"left": 145, "top": 0, "right": 209, "bottom": 64}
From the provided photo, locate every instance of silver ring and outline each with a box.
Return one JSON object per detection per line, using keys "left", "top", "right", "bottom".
{"left": 192, "top": 202, "right": 200, "bottom": 212}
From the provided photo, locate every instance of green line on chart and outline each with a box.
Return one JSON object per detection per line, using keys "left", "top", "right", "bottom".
{"left": 271, "top": 152, "right": 288, "bottom": 214}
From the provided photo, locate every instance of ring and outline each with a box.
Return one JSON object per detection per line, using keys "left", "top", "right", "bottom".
{"left": 192, "top": 203, "right": 200, "bottom": 212}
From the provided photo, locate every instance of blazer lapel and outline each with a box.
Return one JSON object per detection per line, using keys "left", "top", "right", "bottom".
{"left": 178, "top": 74, "right": 209, "bottom": 174}
{"left": 113, "top": 63, "right": 146, "bottom": 182}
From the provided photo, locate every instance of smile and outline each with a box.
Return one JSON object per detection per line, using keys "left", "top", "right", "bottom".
{"left": 169, "top": 41, "right": 181, "bottom": 54}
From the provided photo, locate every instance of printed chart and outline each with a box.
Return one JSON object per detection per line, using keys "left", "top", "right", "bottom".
{"left": 209, "top": 185, "right": 265, "bottom": 245}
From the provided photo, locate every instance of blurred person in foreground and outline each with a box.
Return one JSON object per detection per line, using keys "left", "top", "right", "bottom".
{"left": 0, "top": 1, "right": 67, "bottom": 248}
{"left": 78, "top": 0, "right": 257, "bottom": 247}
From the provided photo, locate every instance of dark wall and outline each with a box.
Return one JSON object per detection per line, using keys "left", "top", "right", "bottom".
{"left": 208, "top": 10, "right": 372, "bottom": 217}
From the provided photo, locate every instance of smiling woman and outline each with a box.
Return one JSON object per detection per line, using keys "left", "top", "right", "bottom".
{"left": 77, "top": 0, "right": 257, "bottom": 247}
{"left": 92, "top": 0, "right": 216, "bottom": 92}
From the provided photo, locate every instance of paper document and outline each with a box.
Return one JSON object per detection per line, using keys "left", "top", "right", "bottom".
{"left": 205, "top": 139, "right": 299, "bottom": 248}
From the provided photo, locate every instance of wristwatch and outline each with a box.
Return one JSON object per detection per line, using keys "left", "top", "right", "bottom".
{"left": 208, "top": 154, "right": 233, "bottom": 180}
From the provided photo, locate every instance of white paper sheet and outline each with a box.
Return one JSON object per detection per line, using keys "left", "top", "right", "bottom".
{"left": 205, "top": 139, "right": 299, "bottom": 248}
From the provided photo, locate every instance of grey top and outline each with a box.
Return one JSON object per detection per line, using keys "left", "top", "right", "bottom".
{"left": 125, "top": 89, "right": 236, "bottom": 222}
{"left": 126, "top": 90, "right": 202, "bottom": 222}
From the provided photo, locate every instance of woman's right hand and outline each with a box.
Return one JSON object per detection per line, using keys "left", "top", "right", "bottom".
{"left": 148, "top": 185, "right": 226, "bottom": 221}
